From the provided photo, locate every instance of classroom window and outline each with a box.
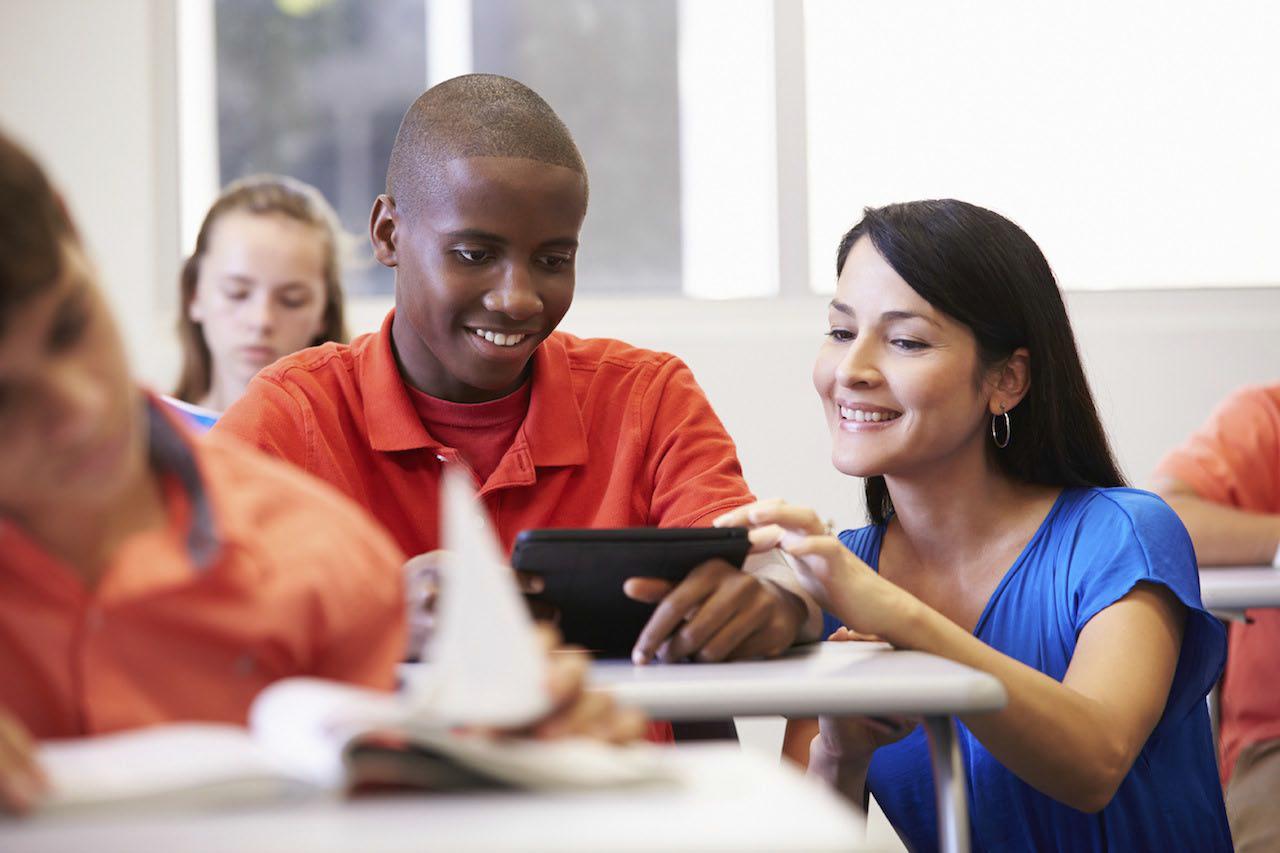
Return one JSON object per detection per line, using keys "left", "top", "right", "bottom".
{"left": 192, "top": 0, "right": 785, "bottom": 299}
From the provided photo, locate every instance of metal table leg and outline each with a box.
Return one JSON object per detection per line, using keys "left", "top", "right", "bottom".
{"left": 923, "top": 715, "right": 969, "bottom": 853}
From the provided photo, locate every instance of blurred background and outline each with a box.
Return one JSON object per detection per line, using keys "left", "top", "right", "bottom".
{"left": 2, "top": 0, "right": 1279, "bottom": 531}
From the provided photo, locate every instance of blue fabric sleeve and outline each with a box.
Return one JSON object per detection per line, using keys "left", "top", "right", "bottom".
{"left": 1066, "top": 489, "right": 1226, "bottom": 738}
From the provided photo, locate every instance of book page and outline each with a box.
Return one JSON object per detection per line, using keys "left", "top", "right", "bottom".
{"left": 415, "top": 464, "right": 550, "bottom": 727}
{"left": 37, "top": 724, "right": 318, "bottom": 813}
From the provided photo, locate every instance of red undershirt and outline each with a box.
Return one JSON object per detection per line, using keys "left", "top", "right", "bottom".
{"left": 403, "top": 378, "right": 676, "bottom": 745}
{"left": 405, "top": 380, "right": 532, "bottom": 486}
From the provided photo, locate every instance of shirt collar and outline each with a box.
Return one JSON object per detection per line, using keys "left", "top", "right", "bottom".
{"left": 360, "top": 310, "right": 588, "bottom": 467}
{"left": 146, "top": 394, "right": 220, "bottom": 571}
{"left": 521, "top": 333, "right": 588, "bottom": 467}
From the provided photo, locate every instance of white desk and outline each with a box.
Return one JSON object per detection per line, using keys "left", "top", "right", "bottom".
{"left": 0, "top": 745, "right": 879, "bottom": 853}
{"left": 589, "top": 641, "right": 1008, "bottom": 853}
{"left": 1199, "top": 565, "right": 1280, "bottom": 618}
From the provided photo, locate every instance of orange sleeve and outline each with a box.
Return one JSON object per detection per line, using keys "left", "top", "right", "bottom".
{"left": 1154, "top": 385, "right": 1280, "bottom": 513}
{"left": 214, "top": 374, "right": 312, "bottom": 469}
{"left": 640, "top": 356, "right": 755, "bottom": 528}
{"left": 309, "top": 502, "right": 408, "bottom": 689}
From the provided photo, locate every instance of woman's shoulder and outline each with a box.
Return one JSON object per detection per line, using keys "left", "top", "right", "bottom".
{"left": 1055, "top": 486, "right": 1188, "bottom": 541}
{"left": 837, "top": 522, "right": 885, "bottom": 563}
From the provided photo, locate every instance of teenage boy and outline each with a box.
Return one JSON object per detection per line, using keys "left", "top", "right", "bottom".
{"left": 216, "top": 74, "right": 821, "bottom": 684}
{"left": 0, "top": 129, "right": 643, "bottom": 815}
{"left": 1154, "top": 384, "right": 1280, "bottom": 851}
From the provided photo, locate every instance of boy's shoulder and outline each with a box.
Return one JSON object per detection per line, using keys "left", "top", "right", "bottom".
{"left": 254, "top": 336, "right": 369, "bottom": 387}
{"left": 195, "top": 429, "right": 399, "bottom": 559}
{"left": 550, "top": 330, "right": 683, "bottom": 374}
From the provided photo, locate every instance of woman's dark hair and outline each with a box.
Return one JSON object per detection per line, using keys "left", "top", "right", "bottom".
{"left": 174, "top": 174, "right": 349, "bottom": 403}
{"left": 835, "top": 199, "right": 1125, "bottom": 524}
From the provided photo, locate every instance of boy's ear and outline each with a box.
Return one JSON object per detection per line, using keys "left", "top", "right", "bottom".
{"left": 369, "top": 194, "right": 399, "bottom": 268}
{"left": 989, "top": 346, "right": 1031, "bottom": 414}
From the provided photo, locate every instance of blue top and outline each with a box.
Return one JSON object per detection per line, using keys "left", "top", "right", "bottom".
{"left": 159, "top": 394, "right": 220, "bottom": 432}
{"left": 823, "top": 487, "right": 1230, "bottom": 853}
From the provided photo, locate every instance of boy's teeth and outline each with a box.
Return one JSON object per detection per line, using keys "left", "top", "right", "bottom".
{"left": 475, "top": 329, "right": 527, "bottom": 347}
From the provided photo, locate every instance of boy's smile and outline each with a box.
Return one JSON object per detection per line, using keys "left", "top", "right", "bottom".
{"left": 375, "top": 155, "right": 588, "bottom": 403}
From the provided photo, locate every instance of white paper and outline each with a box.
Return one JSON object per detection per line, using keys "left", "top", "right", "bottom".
{"left": 414, "top": 464, "right": 550, "bottom": 727}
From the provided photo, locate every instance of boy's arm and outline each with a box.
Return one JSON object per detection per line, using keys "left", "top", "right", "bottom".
{"left": 1152, "top": 475, "right": 1280, "bottom": 567}
{"left": 1152, "top": 385, "right": 1280, "bottom": 566}
{"left": 212, "top": 375, "right": 311, "bottom": 468}
{"left": 627, "top": 357, "right": 819, "bottom": 662}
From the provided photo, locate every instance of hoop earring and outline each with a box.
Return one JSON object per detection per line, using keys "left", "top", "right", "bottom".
{"left": 991, "top": 407, "right": 1011, "bottom": 449}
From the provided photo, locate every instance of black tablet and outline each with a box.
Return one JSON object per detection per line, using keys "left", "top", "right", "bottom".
{"left": 511, "top": 527, "right": 751, "bottom": 658}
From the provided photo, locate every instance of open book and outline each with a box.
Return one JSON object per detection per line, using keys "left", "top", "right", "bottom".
{"left": 36, "top": 467, "right": 671, "bottom": 814}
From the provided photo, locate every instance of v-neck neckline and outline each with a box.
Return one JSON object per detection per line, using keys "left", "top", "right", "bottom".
{"left": 869, "top": 487, "right": 1073, "bottom": 637}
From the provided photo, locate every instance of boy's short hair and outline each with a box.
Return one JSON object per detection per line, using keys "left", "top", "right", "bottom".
{"left": 386, "top": 73, "right": 587, "bottom": 217}
{"left": 0, "top": 129, "right": 74, "bottom": 333}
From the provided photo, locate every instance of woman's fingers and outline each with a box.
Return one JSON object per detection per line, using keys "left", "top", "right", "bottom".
{"left": 714, "top": 500, "right": 828, "bottom": 537}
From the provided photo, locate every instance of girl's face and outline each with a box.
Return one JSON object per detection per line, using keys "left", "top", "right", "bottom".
{"left": 813, "top": 236, "right": 998, "bottom": 480}
{"left": 189, "top": 211, "right": 329, "bottom": 399}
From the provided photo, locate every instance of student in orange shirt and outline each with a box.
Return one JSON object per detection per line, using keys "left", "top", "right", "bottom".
{"left": 214, "top": 74, "right": 820, "bottom": 684}
{"left": 0, "top": 130, "right": 643, "bottom": 815}
{"left": 1153, "top": 384, "right": 1280, "bottom": 851}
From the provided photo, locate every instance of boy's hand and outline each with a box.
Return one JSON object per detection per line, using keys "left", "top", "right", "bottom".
{"left": 624, "top": 559, "right": 807, "bottom": 664}
{"left": 402, "top": 551, "right": 551, "bottom": 659}
{"left": 0, "top": 709, "right": 46, "bottom": 815}
{"left": 499, "top": 627, "right": 647, "bottom": 743}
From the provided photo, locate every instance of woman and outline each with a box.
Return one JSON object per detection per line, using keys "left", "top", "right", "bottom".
{"left": 716, "top": 200, "right": 1229, "bottom": 850}
{"left": 171, "top": 174, "right": 348, "bottom": 419}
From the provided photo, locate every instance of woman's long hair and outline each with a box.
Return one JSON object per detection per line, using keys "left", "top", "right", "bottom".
{"left": 173, "top": 174, "right": 349, "bottom": 403}
{"left": 836, "top": 200, "right": 1125, "bottom": 524}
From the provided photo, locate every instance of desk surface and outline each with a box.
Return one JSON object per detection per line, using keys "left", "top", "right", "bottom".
{"left": 0, "top": 744, "right": 879, "bottom": 853}
{"left": 588, "top": 641, "right": 1007, "bottom": 720}
{"left": 1199, "top": 566, "right": 1280, "bottom": 611}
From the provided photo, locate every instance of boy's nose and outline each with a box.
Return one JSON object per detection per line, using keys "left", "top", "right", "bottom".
{"left": 45, "top": 363, "right": 109, "bottom": 445}
{"left": 483, "top": 267, "right": 543, "bottom": 321}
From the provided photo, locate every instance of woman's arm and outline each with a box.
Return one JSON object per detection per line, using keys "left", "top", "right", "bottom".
{"left": 1152, "top": 474, "right": 1280, "bottom": 566}
{"left": 717, "top": 502, "right": 1187, "bottom": 814}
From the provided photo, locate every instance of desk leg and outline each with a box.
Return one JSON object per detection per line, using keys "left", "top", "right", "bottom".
{"left": 923, "top": 715, "right": 969, "bottom": 853}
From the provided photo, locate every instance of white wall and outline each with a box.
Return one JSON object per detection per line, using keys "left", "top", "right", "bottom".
{"left": 0, "top": 0, "right": 181, "bottom": 381}
{"left": 5, "top": 0, "right": 1280, "bottom": 521}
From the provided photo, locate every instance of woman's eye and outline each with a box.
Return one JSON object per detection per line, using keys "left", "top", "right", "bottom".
{"left": 891, "top": 338, "right": 928, "bottom": 351}
{"left": 825, "top": 328, "right": 855, "bottom": 343}
{"left": 222, "top": 289, "right": 251, "bottom": 302}
{"left": 453, "top": 248, "right": 490, "bottom": 264}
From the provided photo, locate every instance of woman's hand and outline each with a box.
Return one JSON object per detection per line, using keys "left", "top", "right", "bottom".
{"left": 714, "top": 499, "right": 900, "bottom": 638}
{"left": 0, "top": 709, "right": 46, "bottom": 815}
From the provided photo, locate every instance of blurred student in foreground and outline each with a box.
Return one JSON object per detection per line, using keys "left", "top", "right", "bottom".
{"left": 167, "top": 175, "right": 350, "bottom": 429}
{"left": 1154, "top": 384, "right": 1280, "bottom": 851}
{"left": 719, "top": 200, "right": 1230, "bottom": 850}
{"left": 0, "top": 129, "right": 643, "bottom": 815}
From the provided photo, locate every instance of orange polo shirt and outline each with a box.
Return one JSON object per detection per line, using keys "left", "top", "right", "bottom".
{"left": 0, "top": 399, "right": 406, "bottom": 739}
{"left": 215, "top": 309, "right": 755, "bottom": 560}
{"left": 216, "top": 311, "right": 756, "bottom": 744}
{"left": 1154, "top": 383, "right": 1280, "bottom": 782}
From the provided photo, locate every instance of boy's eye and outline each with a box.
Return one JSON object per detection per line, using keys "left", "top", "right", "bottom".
{"left": 453, "top": 248, "right": 491, "bottom": 264}
{"left": 538, "top": 254, "right": 573, "bottom": 271}
{"left": 825, "top": 328, "right": 855, "bottom": 343}
{"left": 49, "top": 303, "right": 89, "bottom": 352}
